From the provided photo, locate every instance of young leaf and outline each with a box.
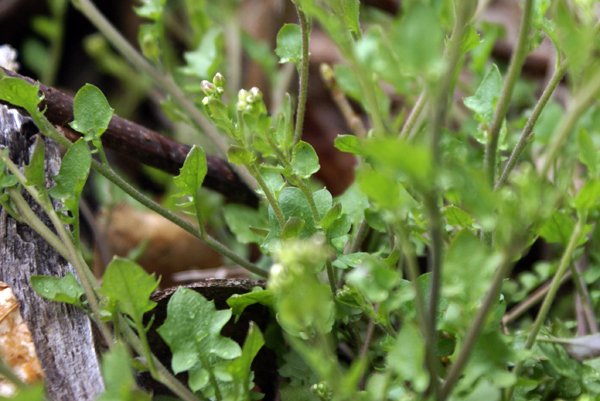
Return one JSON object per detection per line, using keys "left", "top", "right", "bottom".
{"left": 334, "top": 135, "right": 363, "bottom": 156}
{"left": 227, "top": 288, "right": 274, "bottom": 321}
{"left": 134, "top": 0, "right": 166, "bottom": 21}
{"left": 444, "top": 205, "right": 475, "bottom": 228}
{"left": 282, "top": 216, "right": 305, "bottom": 239}
{"left": 97, "top": 343, "right": 151, "bottom": 401}
{"left": 578, "top": 127, "right": 597, "bottom": 175}
{"left": 463, "top": 64, "right": 503, "bottom": 125}
{"left": 24, "top": 136, "right": 46, "bottom": 190}
{"left": 387, "top": 322, "right": 429, "bottom": 392}
{"left": 227, "top": 322, "right": 265, "bottom": 399}
{"left": 173, "top": 145, "right": 207, "bottom": 198}
{"left": 181, "top": 27, "right": 223, "bottom": 79}
{"left": 100, "top": 257, "right": 159, "bottom": 323}
{"left": 0, "top": 77, "right": 42, "bottom": 116}
{"left": 227, "top": 145, "right": 255, "bottom": 166}
{"left": 223, "top": 204, "right": 269, "bottom": 244}
{"left": 156, "top": 288, "right": 242, "bottom": 393}
{"left": 275, "top": 24, "right": 302, "bottom": 67}
{"left": 291, "top": 141, "right": 320, "bottom": 179}
{"left": 30, "top": 272, "right": 84, "bottom": 306}
{"left": 459, "top": 25, "right": 483, "bottom": 55}
{"left": 574, "top": 179, "right": 600, "bottom": 212}
{"left": 69, "top": 84, "right": 114, "bottom": 143}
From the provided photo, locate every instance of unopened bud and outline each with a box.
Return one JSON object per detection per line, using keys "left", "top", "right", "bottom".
{"left": 201, "top": 80, "right": 217, "bottom": 96}
{"left": 249, "top": 87, "right": 262, "bottom": 102}
{"left": 236, "top": 100, "right": 247, "bottom": 111}
{"left": 238, "top": 89, "right": 249, "bottom": 102}
{"left": 202, "top": 97, "right": 209, "bottom": 106}
{"left": 319, "top": 63, "right": 335, "bottom": 87}
{"left": 213, "top": 72, "right": 225, "bottom": 88}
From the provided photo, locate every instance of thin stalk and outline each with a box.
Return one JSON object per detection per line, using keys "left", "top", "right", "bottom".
{"left": 399, "top": 90, "right": 427, "bottom": 139}
{"left": 569, "top": 259, "right": 598, "bottom": 334}
{"left": 396, "top": 221, "right": 439, "bottom": 399}
{"left": 120, "top": 317, "right": 203, "bottom": 401}
{"left": 326, "top": 259, "right": 337, "bottom": 295}
{"left": 540, "top": 67, "right": 600, "bottom": 177}
{"left": 6, "top": 188, "right": 69, "bottom": 260}
{"left": 247, "top": 163, "right": 285, "bottom": 229}
{"left": 495, "top": 61, "right": 567, "bottom": 189}
{"left": 507, "top": 214, "right": 586, "bottom": 400}
{"left": 484, "top": 0, "right": 534, "bottom": 185}
{"left": 424, "top": 193, "right": 443, "bottom": 362}
{"left": 441, "top": 250, "right": 517, "bottom": 400}
{"left": 348, "top": 218, "right": 369, "bottom": 254}
{"left": 292, "top": 7, "right": 311, "bottom": 148}
{"left": 224, "top": 17, "right": 242, "bottom": 100}
{"left": 135, "top": 318, "right": 157, "bottom": 376}
{"left": 71, "top": 0, "right": 257, "bottom": 190}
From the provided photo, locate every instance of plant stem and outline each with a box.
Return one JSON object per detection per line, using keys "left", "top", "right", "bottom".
{"left": 484, "top": 0, "right": 534, "bottom": 185}
{"left": 441, "top": 249, "right": 517, "bottom": 400}
{"left": 326, "top": 259, "right": 337, "bottom": 295}
{"left": 135, "top": 318, "right": 157, "bottom": 377}
{"left": 396, "top": 221, "right": 439, "bottom": 399}
{"left": 569, "top": 258, "right": 598, "bottom": 334}
{"left": 495, "top": 61, "right": 566, "bottom": 189}
{"left": 120, "top": 317, "right": 203, "bottom": 401}
{"left": 348, "top": 218, "right": 369, "bottom": 254}
{"left": 247, "top": 163, "right": 285, "bottom": 230}
{"left": 399, "top": 90, "right": 427, "bottom": 140}
{"left": 507, "top": 214, "right": 586, "bottom": 400}
{"left": 292, "top": 7, "right": 311, "bottom": 148}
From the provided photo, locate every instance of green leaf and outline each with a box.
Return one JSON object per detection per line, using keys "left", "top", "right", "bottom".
{"left": 555, "top": 0, "right": 594, "bottom": 70}
{"left": 387, "top": 322, "right": 429, "bottom": 391}
{"left": 227, "top": 287, "right": 274, "bottom": 320}
{"left": 0, "top": 77, "right": 42, "bottom": 116}
{"left": 173, "top": 145, "right": 207, "bottom": 198}
{"left": 334, "top": 135, "right": 363, "bottom": 156}
{"left": 313, "top": 188, "right": 333, "bottom": 220}
{"left": 227, "top": 323, "right": 264, "bottom": 399}
{"left": 157, "top": 288, "right": 242, "bottom": 393}
{"left": 346, "top": 257, "right": 400, "bottom": 303}
{"left": 539, "top": 342, "right": 583, "bottom": 380}
{"left": 100, "top": 257, "right": 159, "bottom": 322}
{"left": 275, "top": 24, "right": 302, "bottom": 67}
{"left": 227, "top": 146, "right": 255, "bottom": 166}
{"left": 134, "top": 0, "right": 166, "bottom": 21}
{"left": 578, "top": 127, "right": 597, "bottom": 175}
{"left": 49, "top": 138, "right": 91, "bottom": 201}
{"left": 363, "top": 138, "right": 433, "bottom": 184}
{"left": 575, "top": 179, "right": 600, "bottom": 212}
{"left": 97, "top": 343, "right": 151, "bottom": 401}
{"left": 69, "top": 84, "right": 114, "bottom": 143}
{"left": 444, "top": 205, "right": 475, "bottom": 228}
{"left": 291, "top": 141, "right": 320, "bottom": 178}
{"left": 335, "top": 183, "right": 369, "bottom": 227}
{"left": 279, "top": 187, "right": 318, "bottom": 235}
{"left": 460, "top": 25, "right": 483, "bottom": 55}
{"left": 464, "top": 64, "right": 503, "bottom": 125}
{"left": 30, "top": 273, "right": 84, "bottom": 306}
{"left": 320, "top": 202, "right": 342, "bottom": 230}
{"left": 223, "top": 204, "right": 268, "bottom": 244}
{"left": 282, "top": 216, "right": 305, "bottom": 239}
{"left": 536, "top": 210, "right": 591, "bottom": 246}
{"left": 24, "top": 136, "right": 46, "bottom": 189}
{"left": 181, "top": 27, "right": 222, "bottom": 79}
{"left": 390, "top": 2, "right": 444, "bottom": 75}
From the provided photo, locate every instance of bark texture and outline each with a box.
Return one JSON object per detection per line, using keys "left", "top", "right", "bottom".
{"left": 0, "top": 105, "right": 104, "bottom": 400}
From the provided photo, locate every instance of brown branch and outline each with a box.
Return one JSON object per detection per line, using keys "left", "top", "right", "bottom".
{"left": 0, "top": 67, "right": 259, "bottom": 208}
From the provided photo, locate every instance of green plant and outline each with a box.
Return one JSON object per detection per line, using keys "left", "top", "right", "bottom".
{"left": 2, "top": 0, "right": 600, "bottom": 400}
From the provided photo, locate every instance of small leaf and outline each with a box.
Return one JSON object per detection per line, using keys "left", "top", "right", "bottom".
{"left": 227, "top": 146, "right": 255, "bottom": 166}
{"left": 334, "top": 135, "right": 363, "bottom": 156}
{"left": 24, "top": 136, "right": 46, "bottom": 189}
{"left": 223, "top": 204, "right": 268, "bottom": 244}
{"left": 134, "top": 0, "right": 166, "bottom": 21}
{"left": 575, "top": 179, "right": 600, "bottom": 212}
{"left": 291, "top": 141, "right": 320, "bottom": 178}
{"left": 174, "top": 145, "right": 207, "bottom": 198}
{"left": 181, "top": 27, "right": 223, "bottom": 79}
{"left": 227, "top": 287, "right": 274, "bottom": 321}
{"left": 282, "top": 216, "right": 305, "bottom": 239}
{"left": 227, "top": 323, "right": 265, "bottom": 398}
{"left": 97, "top": 343, "right": 152, "bottom": 401}
{"left": 464, "top": 64, "right": 503, "bottom": 125}
{"left": 275, "top": 24, "right": 302, "bottom": 67}
{"left": 100, "top": 257, "right": 159, "bottom": 322}
{"left": 69, "top": 84, "right": 114, "bottom": 142}
{"left": 49, "top": 138, "right": 91, "bottom": 201}
{"left": 320, "top": 202, "right": 342, "bottom": 230}
{"left": 157, "top": 288, "right": 241, "bottom": 392}
{"left": 0, "top": 77, "right": 42, "bottom": 116}
{"left": 30, "top": 273, "right": 84, "bottom": 306}
{"left": 444, "top": 205, "right": 475, "bottom": 228}
{"left": 459, "top": 25, "right": 482, "bottom": 55}
{"left": 578, "top": 127, "right": 597, "bottom": 175}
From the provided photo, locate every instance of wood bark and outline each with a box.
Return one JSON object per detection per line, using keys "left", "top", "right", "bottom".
{"left": 0, "top": 67, "right": 259, "bottom": 208}
{"left": 0, "top": 105, "right": 104, "bottom": 400}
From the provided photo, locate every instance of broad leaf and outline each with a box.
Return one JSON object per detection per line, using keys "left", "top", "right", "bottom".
{"left": 30, "top": 273, "right": 84, "bottom": 306}
{"left": 69, "top": 84, "right": 114, "bottom": 143}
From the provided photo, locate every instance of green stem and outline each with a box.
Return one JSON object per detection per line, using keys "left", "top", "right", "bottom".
{"left": 441, "top": 249, "right": 518, "bottom": 400}
{"left": 484, "top": 0, "right": 534, "bottom": 185}
{"left": 120, "top": 317, "right": 203, "bottom": 401}
{"left": 326, "top": 259, "right": 337, "bottom": 295}
{"left": 247, "top": 163, "right": 285, "bottom": 230}
{"left": 348, "top": 218, "right": 369, "bottom": 254}
{"left": 399, "top": 90, "right": 427, "bottom": 140}
{"left": 396, "top": 221, "right": 438, "bottom": 399}
{"left": 135, "top": 318, "right": 157, "bottom": 376}
{"left": 495, "top": 61, "right": 566, "bottom": 189}
{"left": 292, "top": 7, "right": 311, "bottom": 148}
{"left": 507, "top": 214, "right": 586, "bottom": 400}
{"left": 570, "top": 259, "right": 598, "bottom": 334}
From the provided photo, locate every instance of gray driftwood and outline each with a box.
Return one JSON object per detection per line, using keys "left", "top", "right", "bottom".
{"left": 0, "top": 105, "right": 104, "bottom": 400}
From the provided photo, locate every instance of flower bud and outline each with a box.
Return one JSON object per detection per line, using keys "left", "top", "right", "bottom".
{"left": 201, "top": 80, "right": 217, "bottom": 96}
{"left": 319, "top": 63, "right": 335, "bottom": 87}
{"left": 213, "top": 72, "right": 225, "bottom": 88}
{"left": 249, "top": 87, "right": 262, "bottom": 102}
{"left": 238, "top": 89, "right": 249, "bottom": 102}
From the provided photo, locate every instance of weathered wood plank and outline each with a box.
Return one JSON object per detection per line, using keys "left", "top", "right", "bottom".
{"left": 0, "top": 105, "right": 104, "bottom": 400}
